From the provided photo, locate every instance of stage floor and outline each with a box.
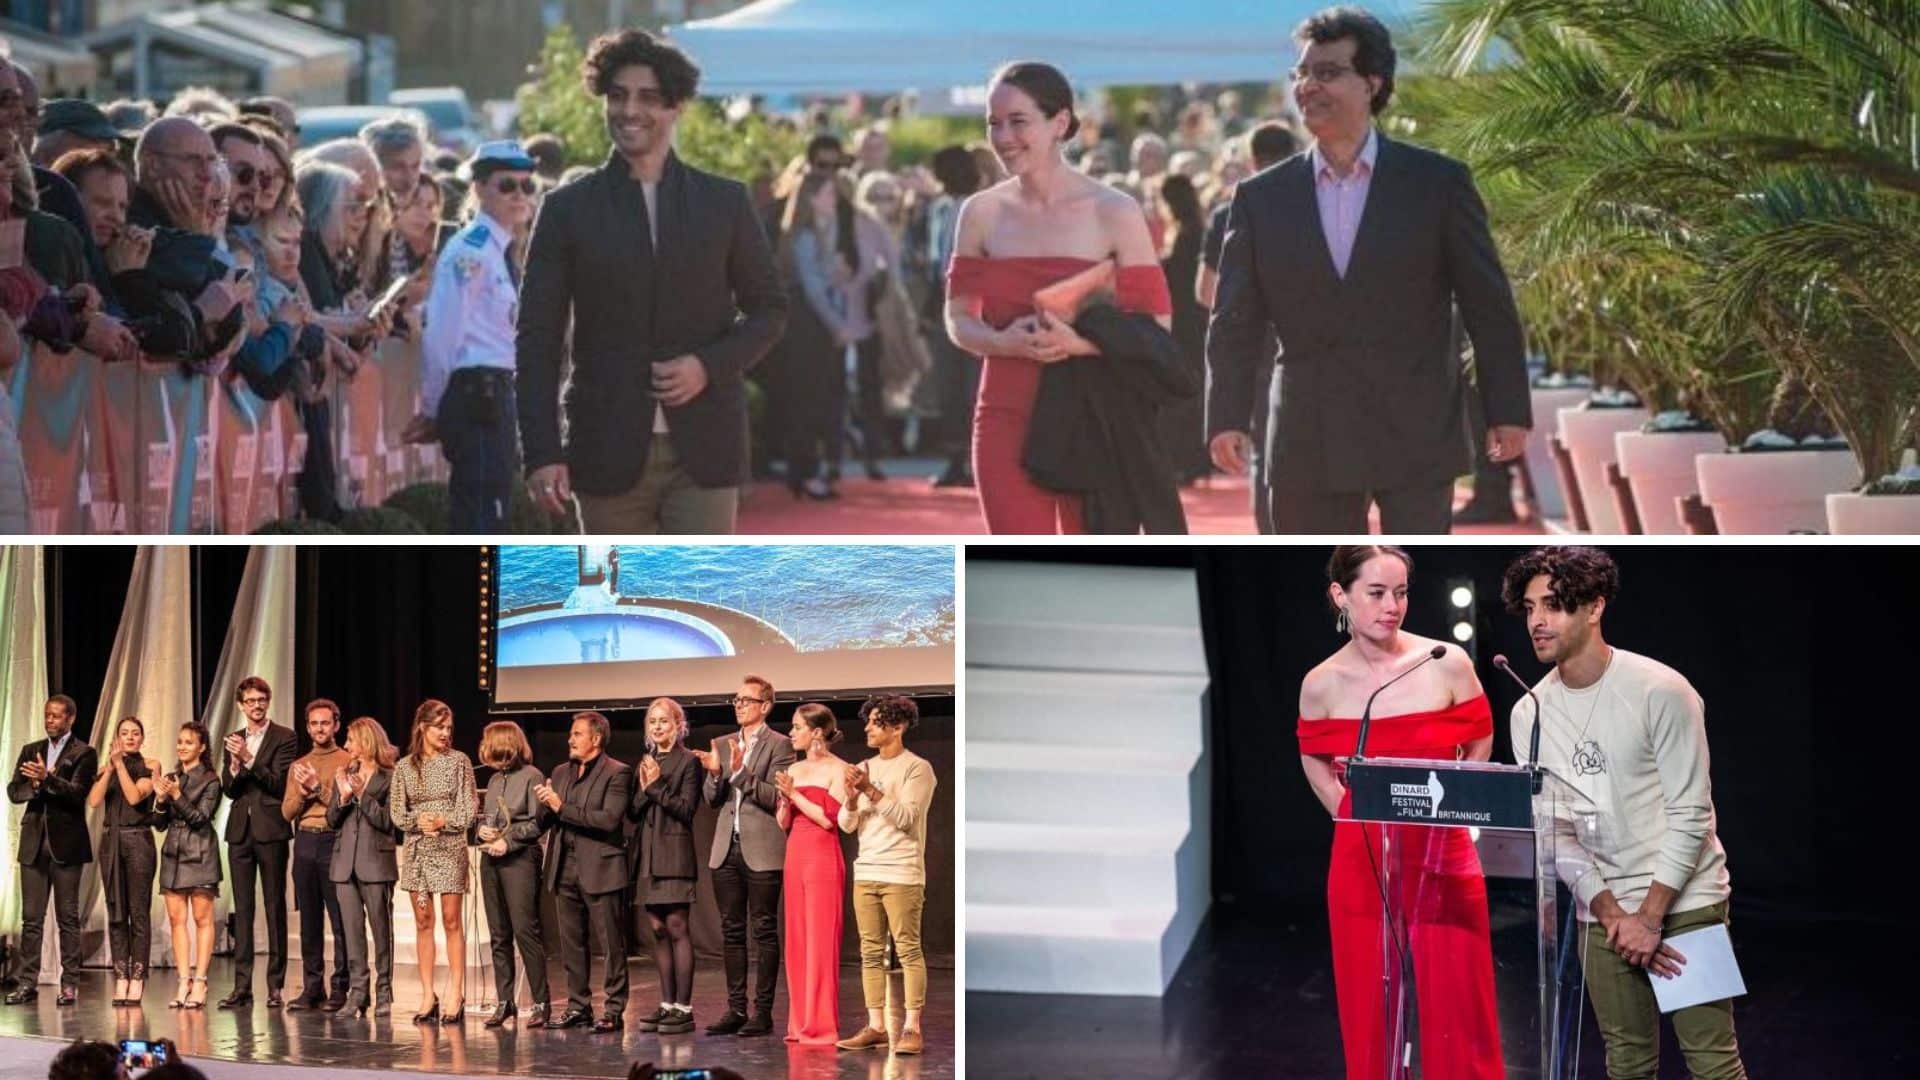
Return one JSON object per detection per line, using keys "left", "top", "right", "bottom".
{"left": 967, "top": 899, "right": 1909, "bottom": 1079}
{"left": 0, "top": 955, "right": 951, "bottom": 1079}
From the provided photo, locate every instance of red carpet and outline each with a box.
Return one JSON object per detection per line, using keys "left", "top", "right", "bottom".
{"left": 737, "top": 466, "right": 1544, "bottom": 536}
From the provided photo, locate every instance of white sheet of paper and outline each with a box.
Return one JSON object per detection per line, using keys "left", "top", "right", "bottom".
{"left": 1649, "top": 922, "right": 1747, "bottom": 1014}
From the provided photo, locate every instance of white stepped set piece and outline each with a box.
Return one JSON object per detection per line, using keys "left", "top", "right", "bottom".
{"left": 967, "top": 562, "right": 1211, "bottom": 997}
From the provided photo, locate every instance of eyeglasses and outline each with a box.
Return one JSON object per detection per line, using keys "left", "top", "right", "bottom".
{"left": 228, "top": 162, "right": 261, "bottom": 187}
{"left": 491, "top": 177, "right": 538, "bottom": 196}
{"left": 1290, "top": 62, "right": 1357, "bottom": 84}
{"left": 240, "top": 697, "right": 270, "bottom": 707}
{"left": 731, "top": 696, "right": 770, "bottom": 708}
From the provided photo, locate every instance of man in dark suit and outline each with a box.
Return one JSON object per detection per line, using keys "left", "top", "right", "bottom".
{"left": 537, "top": 710, "right": 634, "bottom": 1033}
{"left": 694, "top": 675, "right": 795, "bottom": 1036}
{"left": 5, "top": 694, "right": 95, "bottom": 1005}
{"left": 1206, "top": 7, "right": 1530, "bottom": 534}
{"left": 517, "top": 28, "right": 787, "bottom": 534}
{"left": 218, "top": 675, "right": 298, "bottom": 1009}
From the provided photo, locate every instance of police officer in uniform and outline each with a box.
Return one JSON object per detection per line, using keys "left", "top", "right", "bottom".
{"left": 409, "top": 140, "right": 540, "bottom": 532}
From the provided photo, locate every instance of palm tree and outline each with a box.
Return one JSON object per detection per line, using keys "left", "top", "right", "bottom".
{"left": 1399, "top": 0, "right": 1920, "bottom": 483}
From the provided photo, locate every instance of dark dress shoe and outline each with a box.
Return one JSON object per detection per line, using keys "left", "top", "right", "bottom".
{"left": 217, "top": 990, "right": 252, "bottom": 1009}
{"left": 286, "top": 994, "right": 321, "bottom": 1011}
{"left": 1453, "top": 500, "right": 1520, "bottom": 525}
{"left": 523, "top": 1003, "right": 550, "bottom": 1029}
{"left": 932, "top": 464, "right": 974, "bottom": 488}
{"left": 56, "top": 986, "right": 78, "bottom": 1007}
{"left": 551, "top": 1006, "right": 594, "bottom": 1029}
{"left": 593, "top": 1012, "right": 624, "bottom": 1033}
{"left": 737, "top": 1012, "right": 773, "bottom": 1036}
{"left": 635, "top": 1004, "right": 667, "bottom": 1032}
{"left": 4, "top": 988, "right": 37, "bottom": 1005}
{"left": 484, "top": 1002, "right": 516, "bottom": 1028}
{"left": 320, "top": 996, "right": 346, "bottom": 1013}
{"left": 705, "top": 1008, "right": 748, "bottom": 1035}
{"left": 267, "top": 990, "right": 285, "bottom": 1008}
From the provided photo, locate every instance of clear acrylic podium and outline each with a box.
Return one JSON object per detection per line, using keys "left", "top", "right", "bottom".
{"left": 1338, "top": 756, "right": 1593, "bottom": 1080}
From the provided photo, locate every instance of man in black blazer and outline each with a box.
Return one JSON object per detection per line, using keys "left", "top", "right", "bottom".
{"left": 518, "top": 28, "right": 787, "bottom": 535}
{"left": 1206, "top": 7, "right": 1530, "bottom": 534}
{"left": 218, "top": 675, "right": 298, "bottom": 1009}
{"left": 537, "top": 711, "right": 634, "bottom": 1032}
{"left": 5, "top": 694, "right": 95, "bottom": 1005}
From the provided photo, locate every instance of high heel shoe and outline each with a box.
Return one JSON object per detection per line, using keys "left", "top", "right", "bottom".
{"left": 441, "top": 998, "right": 466, "bottom": 1024}
{"left": 184, "top": 976, "right": 207, "bottom": 1010}
{"left": 127, "top": 978, "right": 144, "bottom": 1006}
{"left": 113, "top": 977, "right": 130, "bottom": 1006}
{"left": 340, "top": 990, "right": 368, "bottom": 1019}
{"left": 167, "top": 980, "right": 187, "bottom": 1009}
{"left": 413, "top": 996, "right": 441, "bottom": 1024}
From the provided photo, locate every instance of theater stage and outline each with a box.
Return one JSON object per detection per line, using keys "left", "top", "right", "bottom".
{"left": 0, "top": 955, "right": 951, "bottom": 1079}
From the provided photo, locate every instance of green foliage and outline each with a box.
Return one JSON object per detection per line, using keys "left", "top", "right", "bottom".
{"left": 676, "top": 100, "right": 805, "bottom": 186}
{"left": 1402, "top": 0, "right": 1920, "bottom": 480}
{"left": 383, "top": 482, "right": 451, "bottom": 534}
{"left": 883, "top": 114, "right": 982, "bottom": 168}
{"left": 338, "top": 506, "right": 427, "bottom": 534}
{"left": 250, "top": 518, "right": 342, "bottom": 535}
{"left": 515, "top": 26, "right": 609, "bottom": 168}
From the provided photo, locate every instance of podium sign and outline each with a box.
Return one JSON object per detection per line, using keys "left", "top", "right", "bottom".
{"left": 1345, "top": 758, "right": 1535, "bottom": 830}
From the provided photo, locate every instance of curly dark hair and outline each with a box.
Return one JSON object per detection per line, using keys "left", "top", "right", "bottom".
{"left": 1294, "top": 6, "right": 1397, "bottom": 115}
{"left": 1500, "top": 546, "right": 1620, "bottom": 616}
{"left": 861, "top": 693, "right": 920, "bottom": 731}
{"left": 580, "top": 28, "right": 701, "bottom": 105}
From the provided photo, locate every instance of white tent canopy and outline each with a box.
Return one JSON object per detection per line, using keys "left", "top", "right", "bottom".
{"left": 666, "top": 0, "right": 1420, "bottom": 97}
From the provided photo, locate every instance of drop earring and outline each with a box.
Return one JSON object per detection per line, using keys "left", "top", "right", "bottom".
{"left": 1336, "top": 607, "right": 1349, "bottom": 634}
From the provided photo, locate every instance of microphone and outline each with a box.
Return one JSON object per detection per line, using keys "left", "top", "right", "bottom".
{"left": 1352, "top": 644, "right": 1448, "bottom": 763}
{"left": 1493, "top": 653, "right": 1544, "bottom": 794}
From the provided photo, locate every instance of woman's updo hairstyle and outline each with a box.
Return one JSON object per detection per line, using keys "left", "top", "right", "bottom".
{"left": 1325, "top": 545, "right": 1413, "bottom": 612}
{"left": 793, "top": 702, "right": 842, "bottom": 744}
{"left": 990, "top": 61, "right": 1080, "bottom": 141}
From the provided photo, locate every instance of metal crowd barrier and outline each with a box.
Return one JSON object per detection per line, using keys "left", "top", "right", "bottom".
{"left": 7, "top": 335, "right": 449, "bottom": 534}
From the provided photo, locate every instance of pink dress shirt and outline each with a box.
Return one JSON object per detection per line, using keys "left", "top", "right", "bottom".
{"left": 1311, "top": 128, "right": 1379, "bottom": 279}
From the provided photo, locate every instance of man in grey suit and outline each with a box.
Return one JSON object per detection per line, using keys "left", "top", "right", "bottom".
{"left": 1206, "top": 7, "right": 1530, "bottom": 534}
{"left": 695, "top": 674, "right": 794, "bottom": 1036}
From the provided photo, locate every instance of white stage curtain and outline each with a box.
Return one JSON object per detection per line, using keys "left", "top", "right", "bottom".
{"left": 77, "top": 546, "right": 194, "bottom": 973}
{"left": 0, "top": 545, "right": 49, "bottom": 938}
{"left": 197, "top": 545, "right": 297, "bottom": 972}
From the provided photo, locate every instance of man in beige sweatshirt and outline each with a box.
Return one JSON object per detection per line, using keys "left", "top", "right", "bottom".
{"left": 1503, "top": 547, "right": 1747, "bottom": 1080}
{"left": 281, "top": 698, "right": 355, "bottom": 1011}
{"left": 834, "top": 694, "right": 937, "bottom": 1057}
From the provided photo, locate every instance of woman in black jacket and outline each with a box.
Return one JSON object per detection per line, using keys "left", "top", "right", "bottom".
{"left": 474, "top": 720, "right": 549, "bottom": 1028}
{"left": 629, "top": 697, "right": 703, "bottom": 1034}
{"left": 151, "top": 721, "right": 222, "bottom": 1009}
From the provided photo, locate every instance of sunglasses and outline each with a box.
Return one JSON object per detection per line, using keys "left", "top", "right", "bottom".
{"left": 492, "top": 177, "right": 538, "bottom": 196}
{"left": 228, "top": 162, "right": 261, "bottom": 186}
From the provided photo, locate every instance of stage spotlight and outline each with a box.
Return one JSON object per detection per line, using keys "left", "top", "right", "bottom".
{"left": 1444, "top": 576, "right": 1479, "bottom": 661}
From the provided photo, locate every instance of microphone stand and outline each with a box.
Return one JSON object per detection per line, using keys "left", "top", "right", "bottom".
{"left": 1493, "top": 654, "right": 1544, "bottom": 794}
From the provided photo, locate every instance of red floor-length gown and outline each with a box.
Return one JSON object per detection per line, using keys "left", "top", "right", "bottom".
{"left": 945, "top": 256, "right": 1173, "bottom": 534}
{"left": 1297, "top": 696, "right": 1506, "bottom": 1080}
{"left": 783, "top": 785, "right": 845, "bottom": 1045}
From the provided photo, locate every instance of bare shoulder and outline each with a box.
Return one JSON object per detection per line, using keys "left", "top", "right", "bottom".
{"left": 1094, "top": 184, "right": 1157, "bottom": 263}
{"left": 1298, "top": 658, "right": 1340, "bottom": 720}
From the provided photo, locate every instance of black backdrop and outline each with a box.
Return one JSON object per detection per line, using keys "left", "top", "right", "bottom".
{"left": 970, "top": 544, "right": 1906, "bottom": 925}
{"left": 43, "top": 545, "right": 955, "bottom": 966}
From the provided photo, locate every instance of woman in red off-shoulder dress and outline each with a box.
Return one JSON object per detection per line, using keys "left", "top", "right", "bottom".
{"left": 1297, "top": 546, "right": 1505, "bottom": 1080}
{"left": 942, "top": 61, "right": 1173, "bottom": 534}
